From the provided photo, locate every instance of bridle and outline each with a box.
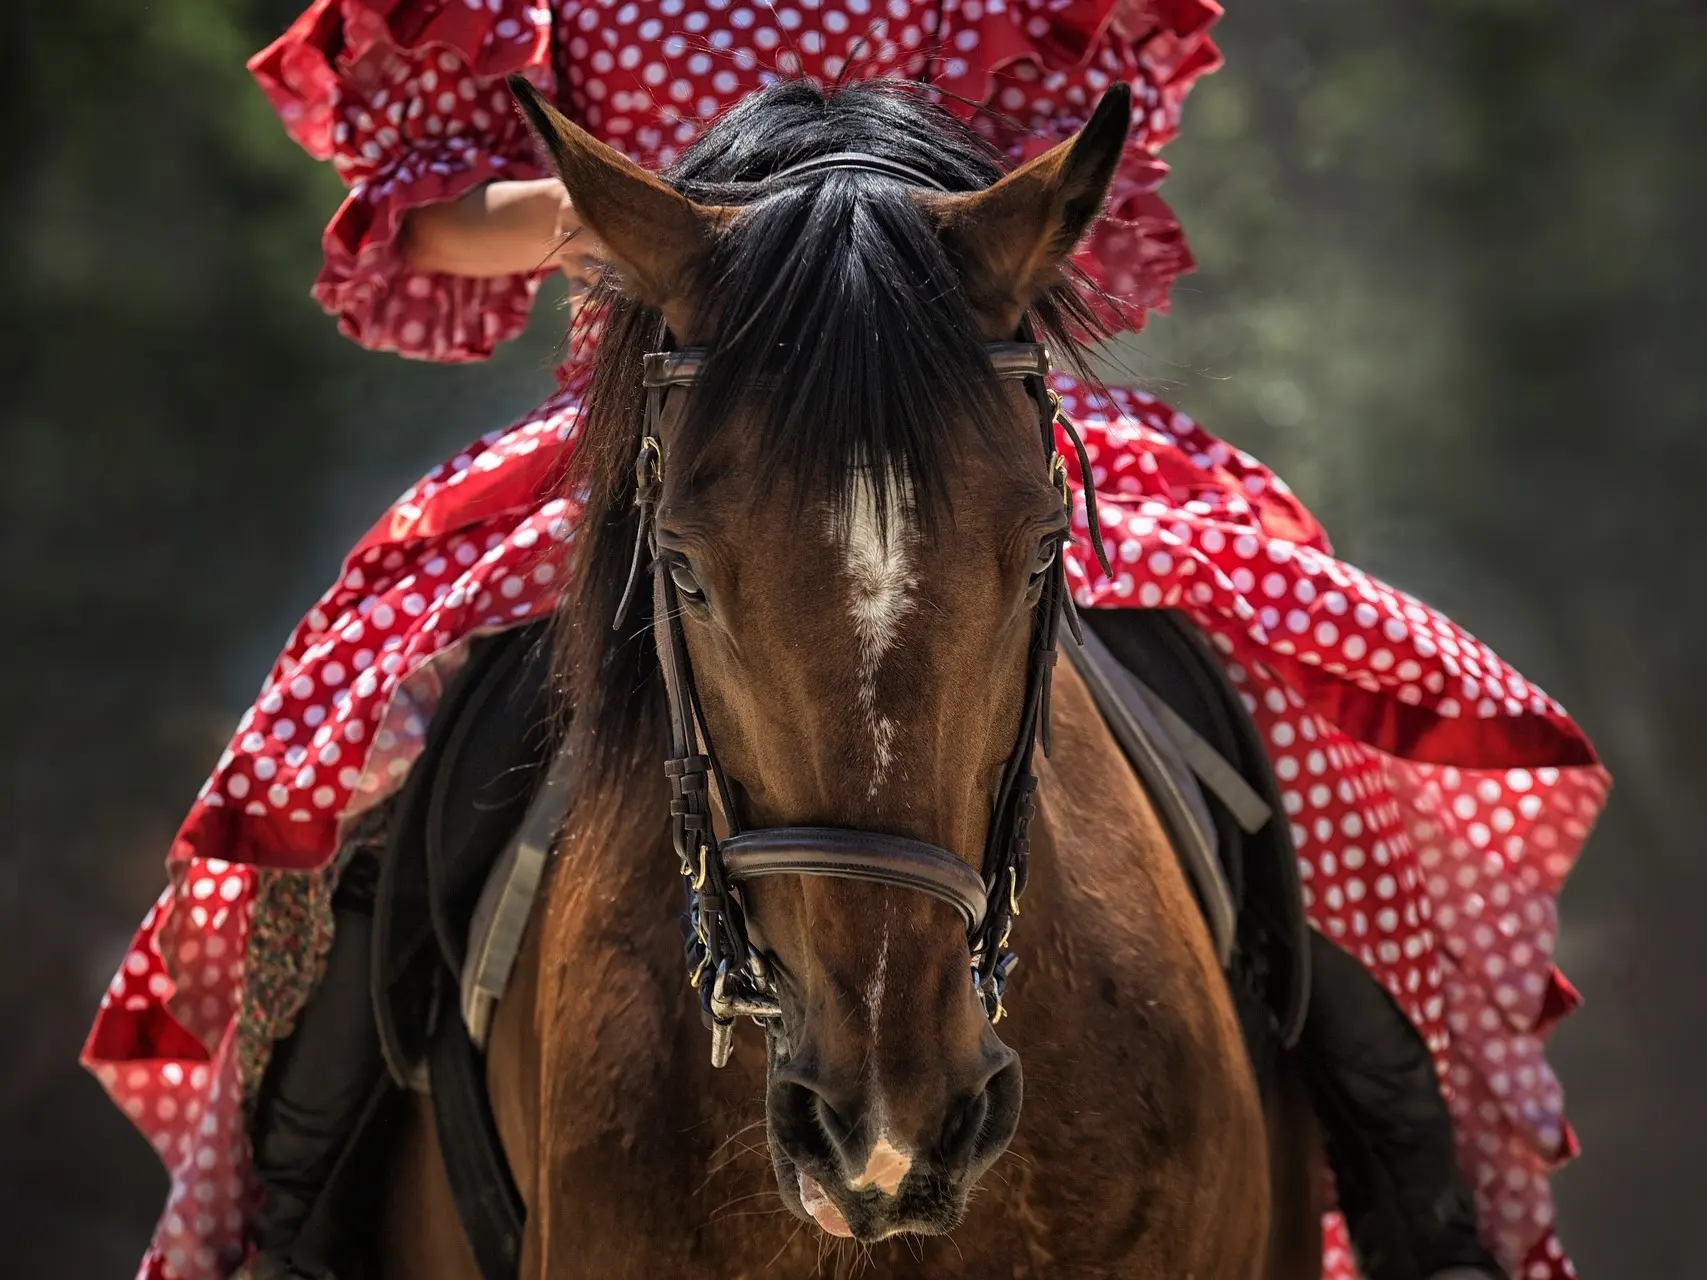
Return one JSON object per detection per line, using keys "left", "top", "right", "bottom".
{"left": 609, "top": 153, "right": 1112, "bottom": 1067}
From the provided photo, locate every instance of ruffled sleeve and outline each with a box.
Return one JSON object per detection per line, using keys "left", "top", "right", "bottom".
{"left": 938, "top": 0, "right": 1223, "bottom": 333}
{"left": 250, "top": 1, "right": 559, "bottom": 362}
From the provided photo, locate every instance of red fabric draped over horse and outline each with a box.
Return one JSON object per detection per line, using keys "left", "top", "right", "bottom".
{"left": 84, "top": 3, "right": 1603, "bottom": 1278}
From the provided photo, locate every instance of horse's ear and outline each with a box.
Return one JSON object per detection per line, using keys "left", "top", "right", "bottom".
{"left": 923, "top": 84, "right": 1132, "bottom": 338}
{"left": 509, "top": 75, "right": 728, "bottom": 339}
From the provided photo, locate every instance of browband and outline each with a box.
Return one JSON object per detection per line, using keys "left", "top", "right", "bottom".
{"left": 643, "top": 341, "right": 1050, "bottom": 390}
{"left": 761, "top": 150, "right": 952, "bottom": 193}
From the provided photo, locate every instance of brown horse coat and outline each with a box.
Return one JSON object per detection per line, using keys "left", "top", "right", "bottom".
{"left": 380, "top": 661, "right": 1320, "bottom": 1278}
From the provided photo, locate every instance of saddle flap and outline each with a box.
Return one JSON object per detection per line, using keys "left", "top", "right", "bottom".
{"left": 370, "top": 622, "right": 561, "bottom": 1088}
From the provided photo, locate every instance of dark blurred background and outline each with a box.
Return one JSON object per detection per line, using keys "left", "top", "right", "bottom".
{"left": 2, "top": 1, "right": 1701, "bottom": 1275}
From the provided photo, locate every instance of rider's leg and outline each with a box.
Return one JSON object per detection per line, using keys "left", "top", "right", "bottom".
{"left": 248, "top": 843, "right": 389, "bottom": 1278}
{"left": 1301, "top": 929, "right": 1505, "bottom": 1280}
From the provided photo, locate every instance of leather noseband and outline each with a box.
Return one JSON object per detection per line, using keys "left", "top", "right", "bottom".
{"left": 720, "top": 829, "right": 989, "bottom": 934}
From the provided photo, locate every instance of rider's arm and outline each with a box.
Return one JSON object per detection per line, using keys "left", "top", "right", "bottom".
{"left": 399, "top": 178, "right": 586, "bottom": 278}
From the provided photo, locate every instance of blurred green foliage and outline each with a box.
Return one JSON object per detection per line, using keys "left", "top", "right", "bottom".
{"left": 3, "top": 3, "right": 560, "bottom": 1270}
{"left": 2, "top": 0, "right": 1702, "bottom": 1274}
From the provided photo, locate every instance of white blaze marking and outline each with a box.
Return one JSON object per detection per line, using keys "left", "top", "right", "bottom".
{"left": 850, "top": 1133, "right": 914, "bottom": 1196}
{"left": 839, "top": 477, "right": 916, "bottom": 1201}
{"left": 841, "top": 470, "right": 915, "bottom": 795}
{"left": 865, "top": 912, "right": 890, "bottom": 1035}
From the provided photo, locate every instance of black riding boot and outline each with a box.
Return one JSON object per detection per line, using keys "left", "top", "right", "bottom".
{"left": 1301, "top": 930, "right": 1505, "bottom": 1280}
{"left": 248, "top": 850, "right": 390, "bottom": 1279}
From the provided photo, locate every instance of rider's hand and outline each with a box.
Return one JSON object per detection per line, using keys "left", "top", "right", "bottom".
{"left": 552, "top": 187, "right": 604, "bottom": 298}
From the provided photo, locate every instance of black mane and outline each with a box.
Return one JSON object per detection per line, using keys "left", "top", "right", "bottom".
{"left": 555, "top": 79, "right": 1101, "bottom": 819}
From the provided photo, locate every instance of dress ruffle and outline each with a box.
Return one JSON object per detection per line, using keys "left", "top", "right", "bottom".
{"left": 248, "top": 0, "right": 558, "bottom": 360}
{"left": 940, "top": 0, "right": 1222, "bottom": 145}
{"left": 935, "top": 0, "right": 1223, "bottom": 328}
{"left": 82, "top": 380, "right": 587, "bottom": 1280}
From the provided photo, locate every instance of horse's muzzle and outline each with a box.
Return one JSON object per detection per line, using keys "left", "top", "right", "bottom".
{"left": 764, "top": 1046, "right": 1023, "bottom": 1240}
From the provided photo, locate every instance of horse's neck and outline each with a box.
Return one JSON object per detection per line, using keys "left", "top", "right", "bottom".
{"left": 1003, "top": 658, "right": 1244, "bottom": 1095}
{"left": 498, "top": 793, "right": 767, "bottom": 1159}
{"left": 1028, "top": 659, "right": 1226, "bottom": 984}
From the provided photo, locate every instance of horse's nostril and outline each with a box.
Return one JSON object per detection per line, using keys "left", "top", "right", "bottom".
{"left": 937, "top": 1089, "right": 992, "bottom": 1171}
{"left": 813, "top": 1095, "right": 856, "bottom": 1149}
{"left": 769, "top": 1078, "right": 845, "bottom": 1169}
{"left": 946, "top": 1054, "right": 1024, "bottom": 1180}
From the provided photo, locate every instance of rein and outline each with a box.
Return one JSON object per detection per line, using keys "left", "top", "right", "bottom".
{"left": 611, "top": 156, "right": 1113, "bottom": 1067}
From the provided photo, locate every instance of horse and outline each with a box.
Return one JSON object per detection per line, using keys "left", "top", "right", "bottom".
{"left": 375, "top": 76, "right": 1324, "bottom": 1279}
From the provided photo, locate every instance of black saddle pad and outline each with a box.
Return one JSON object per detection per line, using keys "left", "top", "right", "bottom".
{"left": 370, "top": 621, "right": 561, "bottom": 1085}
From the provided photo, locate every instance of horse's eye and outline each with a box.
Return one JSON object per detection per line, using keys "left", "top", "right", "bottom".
{"left": 669, "top": 560, "right": 706, "bottom": 603}
{"left": 1030, "top": 538, "right": 1059, "bottom": 580}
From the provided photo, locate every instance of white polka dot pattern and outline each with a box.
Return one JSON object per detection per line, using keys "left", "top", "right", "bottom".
{"left": 85, "top": 887, "right": 251, "bottom": 1280}
{"left": 250, "top": 0, "right": 1223, "bottom": 364}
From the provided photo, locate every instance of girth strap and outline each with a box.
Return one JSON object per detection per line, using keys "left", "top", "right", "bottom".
{"left": 1129, "top": 677, "right": 1273, "bottom": 835}
{"left": 427, "top": 969, "right": 524, "bottom": 1279}
{"left": 721, "top": 828, "right": 988, "bottom": 933}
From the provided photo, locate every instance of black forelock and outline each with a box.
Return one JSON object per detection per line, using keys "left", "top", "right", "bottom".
{"left": 667, "top": 79, "right": 1017, "bottom": 534}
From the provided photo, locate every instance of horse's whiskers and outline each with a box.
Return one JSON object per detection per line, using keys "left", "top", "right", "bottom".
{"left": 706, "top": 1188, "right": 781, "bottom": 1220}
{"left": 702, "top": 1116, "right": 768, "bottom": 1167}
{"left": 764, "top": 1217, "right": 808, "bottom": 1272}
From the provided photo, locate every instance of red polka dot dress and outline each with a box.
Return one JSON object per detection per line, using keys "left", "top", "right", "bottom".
{"left": 83, "top": 4, "right": 1606, "bottom": 1278}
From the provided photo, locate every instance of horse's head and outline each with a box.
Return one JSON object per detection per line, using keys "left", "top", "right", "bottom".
{"left": 520, "top": 78, "right": 1129, "bottom": 1242}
